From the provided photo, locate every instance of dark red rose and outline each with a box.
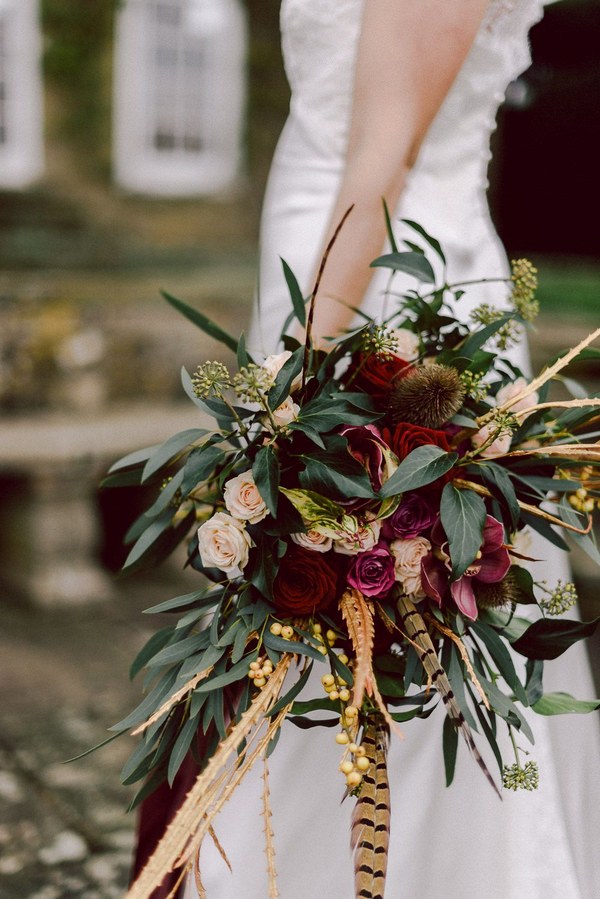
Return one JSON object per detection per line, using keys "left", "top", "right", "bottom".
{"left": 273, "top": 546, "right": 339, "bottom": 616}
{"left": 352, "top": 353, "right": 412, "bottom": 396}
{"left": 381, "top": 422, "right": 451, "bottom": 462}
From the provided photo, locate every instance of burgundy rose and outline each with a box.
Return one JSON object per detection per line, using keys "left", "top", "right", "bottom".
{"left": 421, "top": 515, "right": 511, "bottom": 620}
{"left": 352, "top": 353, "right": 412, "bottom": 397}
{"left": 383, "top": 492, "right": 437, "bottom": 540}
{"left": 347, "top": 544, "right": 396, "bottom": 598}
{"left": 273, "top": 546, "right": 339, "bottom": 616}
{"left": 381, "top": 422, "right": 451, "bottom": 462}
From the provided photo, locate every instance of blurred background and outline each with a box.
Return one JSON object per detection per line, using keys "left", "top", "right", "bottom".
{"left": 0, "top": 1, "right": 598, "bottom": 896}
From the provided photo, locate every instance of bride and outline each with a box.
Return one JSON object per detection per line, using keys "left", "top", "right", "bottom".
{"left": 179, "top": 1, "right": 600, "bottom": 896}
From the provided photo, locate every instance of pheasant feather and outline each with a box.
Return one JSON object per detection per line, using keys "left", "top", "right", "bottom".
{"left": 351, "top": 716, "right": 391, "bottom": 899}
{"left": 395, "top": 590, "right": 500, "bottom": 798}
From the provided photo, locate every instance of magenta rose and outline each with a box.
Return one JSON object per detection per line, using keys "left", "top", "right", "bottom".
{"left": 382, "top": 492, "right": 437, "bottom": 540}
{"left": 347, "top": 544, "right": 396, "bottom": 598}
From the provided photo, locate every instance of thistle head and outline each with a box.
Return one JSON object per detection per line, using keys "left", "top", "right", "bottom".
{"left": 388, "top": 363, "right": 465, "bottom": 429}
{"left": 474, "top": 567, "right": 521, "bottom": 611}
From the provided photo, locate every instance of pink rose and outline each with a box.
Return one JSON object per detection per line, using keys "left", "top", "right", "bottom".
{"left": 291, "top": 529, "right": 333, "bottom": 553}
{"left": 347, "top": 544, "right": 396, "bottom": 598}
{"left": 223, "top": 470, "right": 268, "bottom": 524}
{"left": 471, "top": 423, "right": 512, "bottom": 458}
{"left": 197, "top": 512, "right": 252, "bottom": 575}
{"left": 390, "top": 536, "right": 431, "bottom": 597}
{"left": 496, "top": 377, "right": 539, "bottom": 417}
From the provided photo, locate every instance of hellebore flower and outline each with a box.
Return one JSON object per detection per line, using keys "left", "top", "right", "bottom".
{"left": 421, "top": 515, "right": 511, "bottom": 620}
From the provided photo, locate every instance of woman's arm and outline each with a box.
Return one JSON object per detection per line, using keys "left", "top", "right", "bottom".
{"left": 308, "top": 0, "right": 489, "bottom": 345}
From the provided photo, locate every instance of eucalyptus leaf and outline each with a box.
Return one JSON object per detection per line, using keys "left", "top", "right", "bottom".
{"left": 532, "top": 692, "right": 600, "bottom": 716}
{"left": 162, "top": 290, "right": 238, "bottom": 353}
{"left": 142, "top": 429, "right": 208, "bottom": 482}
{"left": 281, "top": 257, "right": 307, "bottom": 326}
{"left": 401, "top": 218, "right": 446, "bottom": 264}
{"left": 370, "top": 251, "right": 435, "bottom": 284}
{"left": 443, "top": 714, "right": 459, "bottom": 787}
{"left": 108, "top": 444, "right": 159, "bottom": 474}
{"left": 146, "top": 633, "right": 209, "bottom": 668}
{"left": 267, "top": 663, "right": 314, "bottom": 717}
{"left": 168, "top": 718, "right": 199, "bottom": 786}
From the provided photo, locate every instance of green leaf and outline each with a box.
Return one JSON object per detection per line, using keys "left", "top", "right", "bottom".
{"left": 237, "top": 331, "right": 251, "bottom": 368}
{"left": 379, "top": 446, "right": 458, "bottom": 498}
{"left": 512, "top": 617, "right": 600, "bottom": 660}
{"left": 506, "top": 565, "right": 537, "bottom": 605}
{"left": 287, "top": 715, "right": 339, "bottom": 729}
{"left": 478, "top": 462, "right": 520, "bottom": 531}
{"left": 146, "top": 633, "right": 209, "bottom": 668}
{"left": 181, "top": 445, "right": 225, "bottom": 494}
{"left": 279, "top": 487, "right": 344, "bottom": 528}
{"left": 168, "top": 718, "right": 199, "bottom": 786}
{"left": 194, "top": 657, "right": 254, "bottom": 693}
{"left": 130, "top": 626, "right": 175, "bottom": 679}
{"left": 299, "top": 456, "right": 375, "bottom": 501}
{"left": 144, "top": 587, "right": 223, "bottom": 615}
{"left": 291, "top": 393, "right": 379, "bottom": 433}
{"left": 401, "top": 218, "right": 446, "bottom": 264}
{"left": 143, "top": 469, "right": 185, "bottom": 520}
{"left": 267, "top": 663, "right": 313, "bottom": 717}
{"left": 268, "top": 346, "right": 304, "bottom": 410}
{"left": 281, "top": 258, "right": 306, "bottom": 327}
{"left": 263, "top": 632, "right": 328, "bottom": 663}
{"left": 110, "top": 670, "right": 178, "bottom": 732}
{"left": 442, "top": 715, "right": 459, "bottom": 787}
{"left": 457, "top": 312, "right": 514, "bottom": 358}
{"left": 370, "top": 251, "right": 435, "bottom": 284}
{"left": 383, "top": 199, "right": 399, "bottom": 252}
{"left": 532, "top": 692, "right": 600, "bottom": 716}
{"left": 440, "top": 483, "right": 487, "bottom": 578}
{"left": 108, "top": 444, "right": 159, "bottom": 474}
{"left": 123, "top": 509, "right": 176, "bottom": 570}
{"left": 162, "top": 290, "right": 238, "bottom": 353}
{"left": 525, "top": 659, "right": 544, "bottom": 705}
{"left": 142, "top": 429, "right": 208, "bottom": 482}
{"left": 471, "top": 622, "right": 528, "bottom": 705}
{"left": 253, "top": 445, "right": 280, "bottom": 517}
{"left": 558, "top": 497, "right": 600, "bottom": 566}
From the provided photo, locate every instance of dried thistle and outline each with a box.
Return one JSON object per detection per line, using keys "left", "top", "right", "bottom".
{"left": 388, "top": 363, "right": 465, "bottom": 428}
{"left": 474, "top": 568, "right": 521, "bottom": 610}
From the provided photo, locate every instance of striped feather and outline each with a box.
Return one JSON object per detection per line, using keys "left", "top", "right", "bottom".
{"left": 396, "top": 591, "right": 501, "bottom": 798}
{"left": 351, "top": 716, "right": 391, "bottom": 899}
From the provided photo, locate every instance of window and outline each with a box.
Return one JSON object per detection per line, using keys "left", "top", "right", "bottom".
{"left": 0, "top": 0, "right": 44, "bottom": 188}
{"left": 113, "top": 0, "right": 247, "bottom": 196}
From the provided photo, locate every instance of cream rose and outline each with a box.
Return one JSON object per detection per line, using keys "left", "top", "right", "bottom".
{"left": 269, "top": 396, "right": 300, "bottom": 429}
{"left": 333, "top": 520, "right": 381, "bottom": 556}
{"left": 197, "top": 512, "right": 252, "bottom": 574}
{"left": 223, "top": 470, "right": 268, "bottom": 524}
{"left": 472, "top": 423, "right": 512, "bottom": 458}
{"left": 391, "top": 327, "right": 420, "bottom": 362}
{"left": 390, "top": 536, "right": 431, "bottom": 596}
{"left": 291, "top": 529, "right": 333, "bottom": 553}
{"left": 496, "top": 377, "right": 539, "bottom": 417}
{"left": 261, "top": 350, "right": 292, "bottom": 381}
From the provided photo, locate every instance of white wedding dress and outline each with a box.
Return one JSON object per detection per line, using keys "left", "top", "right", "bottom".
{"left": 184, "top": 2, "right": 600, "bottom": 897}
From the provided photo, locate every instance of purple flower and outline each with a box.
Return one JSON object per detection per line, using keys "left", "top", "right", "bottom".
{"left": 421, "top": 515, "right": 511, "bottom": 620}
{"left": 383, "top": 492, "right": 437, "bottom": 540}
{"left": 347, "top": 544, "right": 396, "bottom": 598}
{"left": 339, "top": 424, "right": 387, "bottom": 493}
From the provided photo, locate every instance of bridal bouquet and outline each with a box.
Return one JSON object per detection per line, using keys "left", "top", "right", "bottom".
{"left": 106, "top": 217, "right": 600, "bottom": 898}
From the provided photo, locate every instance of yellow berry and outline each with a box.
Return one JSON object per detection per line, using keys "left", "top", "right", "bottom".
{"left": 340, "top": 760, "right": 354, "bottom": 775}
{"left": 348, "top": 743, "right": 359, "bottom": 753}
{"left": 263, "top": 663, "right": 273, "bottom": 674}
{"left": 269, "top": 622, "right": 283, "bottom": 636}
{"left": 313, "top": 623, "right": 322, "bottom": 634}
{"left": 576, "top": 487, "right": 588, "bottom": 500}
{"left": 568, "top": 495, "right": 580, "bottom": 508}
{"left": 254, "top": 677, "right": 267, "bottom": 687}
{"left": 337, "top": 678, "right": 347, "bottom": 686}
{"left": 355, "top": 745, "right": 367, "bottom": 758}
{"left": 339, "top": 689, "right": 350, "bottom": 702}
{"left": 249, "top": 661, "right": 260, "bottom": 671}
{"left": 326, "top": 629, "right": 337, "bottom": 642}
{"left": 318, "top": 646, "right": 328, "bottom": 655}
{"left": 324, "top": 683, "right": 335, "bottom": 694}
{"left": 356, "top": 756, "right": 370, "bottom": 772}
{"left": 339, "top": 654, "right": 349, "bottom": 664}
{"left": 335, "top": 732, "right": 350, "bottom": 745}
{"left": 322, "top": 674, "right": 335, "bottom": 686}
{"left": 248, "top": 670, "right": 256, "bottom": 679}
{"left": 281, "top": 625, "right": 294, "bottom": 640}
{"left": 329, "top": 691, "right": 340, "bottom": 701}
{"left": 346, "top": 771, "right": 362, "bottom": 788}
{"left": 583, "top": 499, "right": 595, "bottom": 513}
{"left": 345, "top": 705, "right": 358, "bottom": 718}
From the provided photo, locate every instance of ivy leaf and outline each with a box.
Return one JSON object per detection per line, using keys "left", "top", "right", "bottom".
{"left": 379, "top": 446, "right": 458, "bottom": 498}
{"left": 253, "top": 445, "right": 280, "bottom": 517}
{"left": 440, "top": 483, "right": 487, "bottom": 579}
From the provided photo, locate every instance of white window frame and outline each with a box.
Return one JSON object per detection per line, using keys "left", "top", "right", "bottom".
{"left": 0, "top": 0, "right": 44, "bottom": 189}
{"left": 113, "top": 0, "right": 247, "bottom": 197}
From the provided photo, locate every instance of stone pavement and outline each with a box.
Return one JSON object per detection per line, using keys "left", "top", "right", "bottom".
{"left": 0, "top": 561, "right": 196, "bottom": 899}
